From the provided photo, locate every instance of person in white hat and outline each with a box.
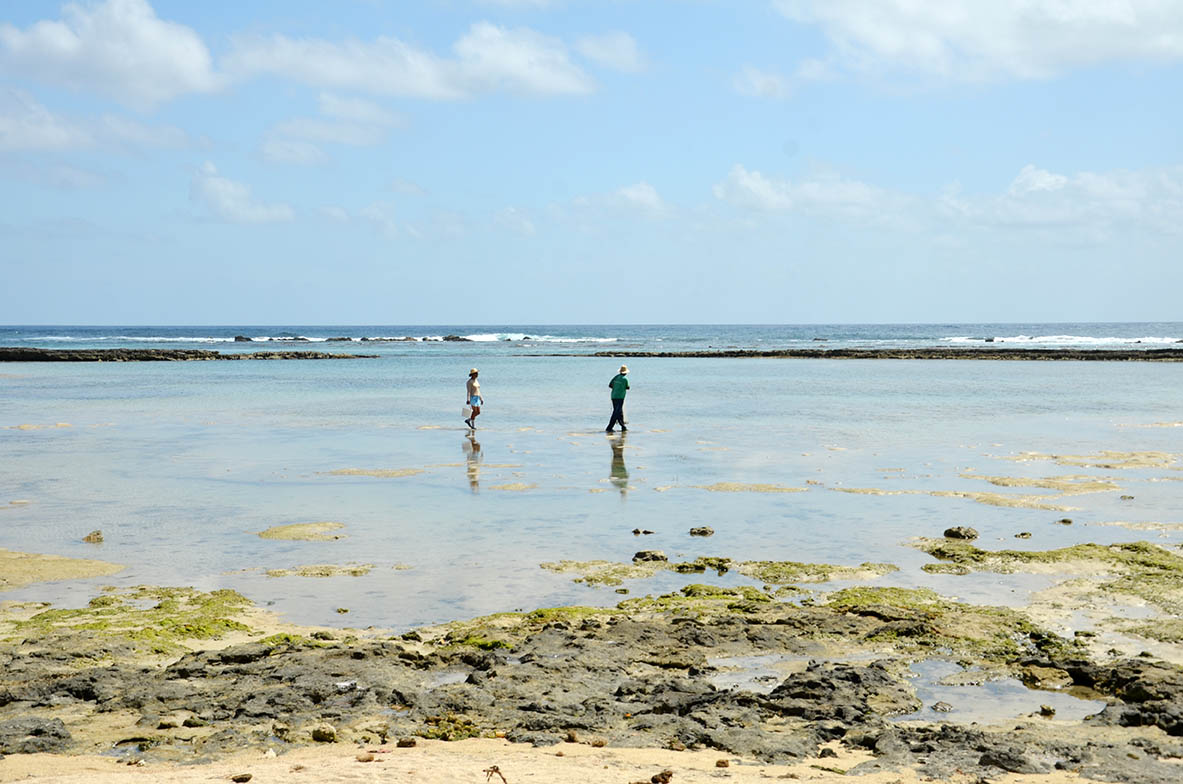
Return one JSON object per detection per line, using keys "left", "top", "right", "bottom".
{"left": 465, "top": 368, "right": 482, "bottom": 429}
{"left": 606, "top": 364, "right": 629, "bottom": 433}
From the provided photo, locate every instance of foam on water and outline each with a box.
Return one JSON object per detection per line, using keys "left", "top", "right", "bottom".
{"left": 944, "top": 334, "right": 1182, "bottom": 347}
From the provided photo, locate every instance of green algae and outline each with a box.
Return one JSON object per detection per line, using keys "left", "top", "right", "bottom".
{"left": 822, "top": 586, "right": 1082, "bottom": 661}
{"left": 679, "top": 583, "right": 770, "bottom": 602}
{"left": 734, "top": 560, "right": 898, "bottom": 584}
{"left": 913, "top": 538, "right": 1183, "bottom": 614}
{"left": 694, "top": 482, "right": 808, "bottom": 493}
{"left": 427, "top": 606, "right": 609, "bottom": 652}
{"left": 542, "top": 556, "right": 898, "bottom": 587}
{"left": 451, "top": 634, "right": 512, "bottom": 651}
{"left": 672, "top": 556, "right": 733, "bottom": 575}
{"left": 418, "top": 713, "right": 484, "bottom": 741}
{"left": 1123, "top": 619, "right": 1183, "bottom": 644}
{"left": 6, "top": 586, "right": 256, "bottom": 657}
{"left": 256, "top": 522, "right": 345, "bottom": 541}
{"left": 258, "top": 633, "right": 318, "bottom": 647}
{"left": 540, "top": 559, "right": 664, "bottom": 586}
{"left": 928, "top": 490, "right": 1075, "bottom": 511}
{"left": 922, "top": 563, "right": 972, "bottom": 575}
{"left": 960, "top": 473, "right": 1121, "bottom": 494}
{"left": 523, "top": 606, "right": 606, "bottom": 626}
{"left": 617, "top": 584, "right": 775, "bottom": 615}
{"left": 1007, "top": 450, "right": 1176, "bottom": 470}
{"left": 0, "top": 546, "right": 124, "bottom": 590}
{"left": 265, "top": 563, "right": 373, "bottom": 578}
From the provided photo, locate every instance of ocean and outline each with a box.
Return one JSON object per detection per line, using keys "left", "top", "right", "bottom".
{"left": 2, "top": 324, "right": 1181, "bottom": 631}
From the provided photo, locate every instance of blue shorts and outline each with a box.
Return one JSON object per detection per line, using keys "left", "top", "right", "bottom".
{"left": 470, "top": 395, "right": 481, "bottom": 407}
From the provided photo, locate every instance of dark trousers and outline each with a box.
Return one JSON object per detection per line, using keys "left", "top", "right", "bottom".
{"left": 607, "top": 398, "right": 626, "bottom": 431}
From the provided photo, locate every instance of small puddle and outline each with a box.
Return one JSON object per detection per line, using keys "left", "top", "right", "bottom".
{"left": 893, "top": 660, "right": 1107, "bottom": 723}
{"left": 427, "top": 669, "right": 470, "bottom": 689}
{"left": 707, "top": 654, "right": 802, "bottom": 694}
{"left": 707, "top": 652, "right": 879, "bottom": 694}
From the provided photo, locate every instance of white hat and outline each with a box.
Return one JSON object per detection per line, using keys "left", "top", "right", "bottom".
{"left": 619, "top": 365, "right": 628, "bottom": 374}
{"left": 469, "top": 368, "right": 479, "bottom": 375}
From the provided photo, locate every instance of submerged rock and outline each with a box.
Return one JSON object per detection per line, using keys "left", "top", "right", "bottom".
{"left": 633, "top": 550, "right": 668, "bottom": 563}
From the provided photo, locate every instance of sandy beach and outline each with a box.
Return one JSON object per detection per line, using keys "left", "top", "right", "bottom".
{"left": 0, "top": 737, "right": 1106, "bottom": 784}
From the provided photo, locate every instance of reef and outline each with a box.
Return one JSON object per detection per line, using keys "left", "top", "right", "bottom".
{"left": 3, "top": 581, "right": 1183, "bottom": 780}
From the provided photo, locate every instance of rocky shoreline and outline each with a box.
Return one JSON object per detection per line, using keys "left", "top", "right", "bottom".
{"left": 0, "top": 348, "right": 378, "bottom": 362}
{"left": 569, "top": 348, "right": 1183, "bottom": 361}
{"left": 2, "top": 570, "right": 1182, "bottom": 781}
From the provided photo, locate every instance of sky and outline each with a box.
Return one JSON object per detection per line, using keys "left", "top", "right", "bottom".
{"left": 1, "top": 0, "right": 1181, "bottom": 325}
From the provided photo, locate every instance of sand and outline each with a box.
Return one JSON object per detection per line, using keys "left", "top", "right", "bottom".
{"left": 0, "top": 738, "right": 1089, "bottom": 784}
{"left": 325, "top": 468, "right": 425, "bottom": 478}
{"left": 0, "top": 547, "right": 124, "bottom": 591}
{"left": 256, "top": 522, "right": 346, "bottom": 541}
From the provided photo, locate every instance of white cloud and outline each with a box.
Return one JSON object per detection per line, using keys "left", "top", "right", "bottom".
{"left": 0, "top": 88, "right": 187, "bottom": 151}
{"left": 0, "top": 88, "right": 91, "bottom": 150}
{"left": 359, "top": 201, "right": 399, "bottom": 237}
{"left": 39, "top": 163, "right": 106, "bottom": 188}
{"left": 715, "top": 161, "right": 1183, "bottom": 238}
{"left": 189, "top": 162, "right": 293, "bottom": 224}
{"left": 390, "top": 178, "right": 428, "bottom": 196}
{"left": 495, "top": 206, "right": 536, "bottom": 235}
{"left": 261, "top": 138, "right": 327, "bottom": 166}
{"left": 223, "top": 34, "right": 464, "bottom": 99}
{"left": 263, "top": 93, "right": 403, "bottom": 164}
{"left": 272, "top": 118, "right": 387, "bottom": 146}
{"left": 455, "top": 22, "right": 593, "bottom": 94}
{"left": 1008, "top": 164, "right": 1068, "bottom": 195}
{"left": 617, "top": 181, "right": 665, "bottom": 212}
{"left": 319, "top": 206, "right": 350, "bottom": 222}
{"left": 984, "top": 165, "right": 1183, "bottom": 234}
{"left": 733, "top": 66, "right": 790, "bottom": 99}
{"left": 97, "top": 114, "right": 187, "bottom": 147}
{"left": 713, "top": 165, "right": 795, "bottom": 210}
{"left": 775, "top": 0, "right": 1183, "bottom": 81}
{"left": 224, "top": 22, "right": 593, "bottom": 98}
{"left": 713, "top": 164, "right": 913, "bottom": 225}
{"left": 0, "top": 0, "right": 219, "bottom": 108}
{"left": 318, "top": 93, "right": 402, "bottom": 126}
{"left": 0, "top": 157, "right": 106, "bottom": 189}
{"left": 576, "top": 32, "right": 646, "bottom": 72}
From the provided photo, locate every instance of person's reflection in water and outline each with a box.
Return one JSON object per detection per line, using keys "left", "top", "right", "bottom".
{"left": 609, "top": 432, "right": 629, "bottom": 498}
{"left": 463, "top": 433, "right": 482, "bottom": 493}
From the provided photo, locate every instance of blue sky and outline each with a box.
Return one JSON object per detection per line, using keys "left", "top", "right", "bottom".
{"left": 2, "top": 0, "right": 1181, "bottom": 325}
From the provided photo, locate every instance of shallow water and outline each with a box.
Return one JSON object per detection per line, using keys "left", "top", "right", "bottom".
{"left": 2, "top": 340, "right": 1182, "bottom": 630}
{"left": 894, "top": 660, "right": 1107, "bottom": 724}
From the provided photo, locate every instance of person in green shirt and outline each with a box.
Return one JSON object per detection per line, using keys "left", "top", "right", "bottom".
{"left": 606, "top": 365, "right": 629, "bottom": 433}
